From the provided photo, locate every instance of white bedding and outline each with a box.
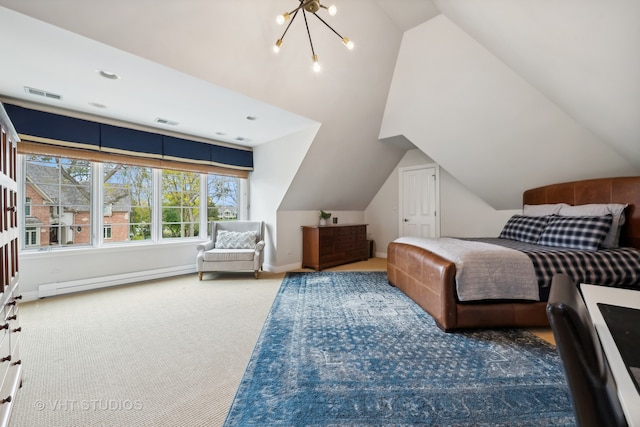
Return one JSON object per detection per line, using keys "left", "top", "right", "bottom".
{"left": 394, "top": 237, "right": 540, "bottom": 302}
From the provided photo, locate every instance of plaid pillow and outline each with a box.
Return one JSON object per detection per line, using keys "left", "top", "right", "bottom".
{"left": 536, "top": 215, "right": 613, "bottom": 250}
{"left": 215, "top": 230, "right": 257, "bottom": 249}
{"left": 499, "top": 215, "right": 551, "bottom": 243}
{"left": 558, "top": 204, "right": 627, "bottom": 248}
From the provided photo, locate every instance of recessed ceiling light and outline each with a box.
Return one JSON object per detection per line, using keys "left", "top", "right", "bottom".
{"left": 246, "top": 116, "right": 258, "bottom": 121}
{"left": 98, "top": 70, "right": 120, "bottom": 80}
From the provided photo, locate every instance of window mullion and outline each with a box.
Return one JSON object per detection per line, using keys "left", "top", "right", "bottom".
{"left": 93, "top": 162, "right": 103, "bottom": 247}
{"left": 152, "top": 168, "right": 162, "bottom": 242}
{"left": 199, "top": 174, "right": 208, "bottom": 238}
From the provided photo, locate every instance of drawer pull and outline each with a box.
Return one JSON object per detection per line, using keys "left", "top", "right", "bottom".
{"left": 12, "top": 327, "right": 21, "bottom": 333}
{"left": 0, "top": 324, "right": 8, "bottom": 330}
{"left": 0, "top": 355, "right": 11, "bottom": 363}
{"left": 6, "top": 315, "right": 16, "bottom": 321}
{"left": 0, "top": 396, "right": 11, "bottom": 404}
{"left": 6, "top": 301, "right": 16, "bottom": 307}
{"left": 13, "top": 295, "right": 22, "bottom": 301}
{"left": 11, "top": 360, "right": 21, "bottom": 366}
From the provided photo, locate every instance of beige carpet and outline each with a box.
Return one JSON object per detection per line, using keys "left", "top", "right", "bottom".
{"left": 9, "top": 258, "right": 552, "bottom": 427}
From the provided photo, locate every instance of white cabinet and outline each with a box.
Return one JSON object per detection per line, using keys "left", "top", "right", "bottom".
{"left": 0, "top": 102, "right": 22, "bottom": 427}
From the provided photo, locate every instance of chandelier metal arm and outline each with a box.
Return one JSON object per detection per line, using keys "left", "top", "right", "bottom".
{"left": 286, "top": 0, "right": 306, "bottom": 16}
{"left": 278, "top": 8, "right": 301, "bottom": 43}
{"left": 302, "top": 10, "right": 316, "bottom": 57}
{"left": 311, "top": 12, "right": 345, "bottom": 40}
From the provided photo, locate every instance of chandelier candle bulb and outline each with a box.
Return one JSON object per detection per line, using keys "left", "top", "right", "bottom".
{"left": 342, "top": 37, "right": 354, "bottom": 49}
{"left": 273, "top": 39, "right": 282, "bottom": 53}
{"left": 312, "top": 55, "right": 321, "bottom": 73}
{"left": 277, "top": 13, "right": 289, "bottom": 25}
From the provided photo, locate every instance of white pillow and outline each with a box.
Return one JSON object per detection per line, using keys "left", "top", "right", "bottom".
{"left": 215, "top": 230, "right": 257, "bottom": 249}
{"left": 523, "top": 203, "right": 569, "bottom": 217}
{"left": 558, "top": 203, "right": 627, "bottom": 248}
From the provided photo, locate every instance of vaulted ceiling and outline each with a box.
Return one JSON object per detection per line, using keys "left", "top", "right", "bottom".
{"left": 0, "top": 0, "right": 638, "bottom": 211}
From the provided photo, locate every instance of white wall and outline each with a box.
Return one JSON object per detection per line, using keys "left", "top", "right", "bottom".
{"left": 439, "top": 169, "right": 520, "bottom": 238}
{"left": 19, "top": 241, "right": 197, "bottom": 301}
{"left": 365, "top": 148, "right": 521, "bottom": 257}
{"left": 250, "top": 125, "right": 319, "bottom": 271}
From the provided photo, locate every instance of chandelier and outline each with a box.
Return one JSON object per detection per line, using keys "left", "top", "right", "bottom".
{"left": 273, "top": 0, "right": 354, "bottom": 72}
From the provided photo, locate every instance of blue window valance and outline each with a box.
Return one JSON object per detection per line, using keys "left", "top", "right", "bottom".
{"left": 4, "top": 104, "right": 253, "bottom": 171}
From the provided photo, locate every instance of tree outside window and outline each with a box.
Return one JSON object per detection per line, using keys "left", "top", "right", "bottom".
{"left": 103, "top": 163, "right": 152, "bottom": 242}
{"left": 162, "top": 169, "right": 200, "bottom": 238}
{"left": 207, "top": 174, "right": 239, "bottom": 221}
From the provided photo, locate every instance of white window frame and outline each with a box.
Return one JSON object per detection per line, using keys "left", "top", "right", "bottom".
{"left": 18, "top": 154, "right": 247, "bottom": 251}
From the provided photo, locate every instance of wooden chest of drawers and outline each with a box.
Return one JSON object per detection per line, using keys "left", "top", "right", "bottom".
{"left": 301, "top": 224, "right": 368, "bottom": 271}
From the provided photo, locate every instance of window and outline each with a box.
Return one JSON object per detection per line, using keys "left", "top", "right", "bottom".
{"left": 103, "top": 225, "right": 112, "bottom": 239}
{"left": 161, "top": 169, "right": 200, "bottom": 238}
{"left": 20, "top": 154, "right": 246, "bottom": 250}
{"left": 207, "top": 174, "right": 239, "bottom": 221}
{"left": 24, "top": 155, "right": 92, "bottom": 248}
{"left": 25, "top": 226, "right": 38, "bottom": 246}
{"left": 103, "top": 163, "right": 152, "bottom": 242}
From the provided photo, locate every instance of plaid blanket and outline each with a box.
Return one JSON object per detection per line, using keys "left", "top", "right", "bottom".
{"left": 471, "top": 238, "right": 640, "bottom": 300}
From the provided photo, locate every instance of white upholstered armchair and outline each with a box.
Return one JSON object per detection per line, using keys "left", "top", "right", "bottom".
{"left": 196, "top": 221, "right": 265, "bottom": 280}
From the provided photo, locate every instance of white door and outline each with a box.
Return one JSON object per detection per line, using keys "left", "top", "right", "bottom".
{"left": 399, "top": 165, "right": 439, "bottom": 238}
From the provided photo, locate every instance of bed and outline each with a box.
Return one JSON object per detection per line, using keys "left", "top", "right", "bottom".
{"left": 386, "top": 176, "right": 640, "bottom": 332}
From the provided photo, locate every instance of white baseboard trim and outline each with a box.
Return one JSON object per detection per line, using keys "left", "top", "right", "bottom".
{"left": 36, "top": 265, "right": 196, "bottom": 300}
{"left": 271, "top": 262, "right": 301, "bottom": 274}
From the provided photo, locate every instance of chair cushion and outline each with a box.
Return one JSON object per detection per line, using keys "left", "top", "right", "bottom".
{"left": 203, "top": 248, "right": 255, "bottom": 262}
{"left": 214, "top": 230, "right": 257, "bottom": 249}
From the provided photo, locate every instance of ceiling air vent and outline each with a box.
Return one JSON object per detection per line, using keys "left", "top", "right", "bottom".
{"left": 24, "top": 86, "right": 62, "bottom": 100}
{"left": 155, "top": 118, "right": 179, "bottom": 126}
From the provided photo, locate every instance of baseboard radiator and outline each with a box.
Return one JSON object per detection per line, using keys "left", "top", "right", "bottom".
{"left": 37, "top": 265, "right": 196, "bottom": 299}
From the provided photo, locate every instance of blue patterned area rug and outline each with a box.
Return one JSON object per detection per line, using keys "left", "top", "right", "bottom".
{"left": 224, "top": 271, "right": 575, "bottom": 426}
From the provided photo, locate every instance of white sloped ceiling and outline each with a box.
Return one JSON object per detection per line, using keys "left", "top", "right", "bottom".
{"left": 0, "top": 0, "right": 637, "bottom": 212}
{"left": 381, "top": 0, "right": 639, "bottom": 209}
{"left": 436, "top": 0, "right": 640, "bottom": 169}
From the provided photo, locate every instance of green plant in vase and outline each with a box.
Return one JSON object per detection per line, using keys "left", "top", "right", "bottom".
{"left": 319, "top": 210, "right": 331, "bottom": 226}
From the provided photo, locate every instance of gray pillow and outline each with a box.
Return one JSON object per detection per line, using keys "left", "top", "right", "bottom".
{"left": 523, "top": 203, "right": 569, "bottom": 217}
{"left": 215, "top": 230, "right": 257, "bottom": 249}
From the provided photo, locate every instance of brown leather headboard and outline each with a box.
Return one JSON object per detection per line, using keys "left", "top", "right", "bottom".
{"left": 523, "top": 177, "right": 640, "bottom": 249}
